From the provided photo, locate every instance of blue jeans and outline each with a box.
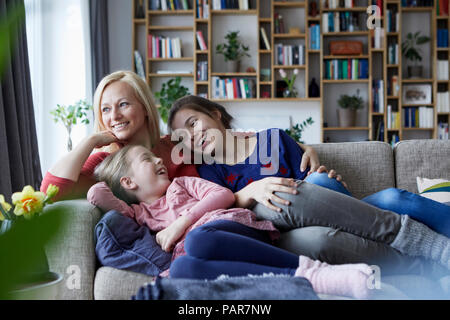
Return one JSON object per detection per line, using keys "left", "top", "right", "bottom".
{"left": 305, "top": 172, "right": 450, "bottom": 237}
{"left": 170, "top": 220, "right": 299, "bottom": 280}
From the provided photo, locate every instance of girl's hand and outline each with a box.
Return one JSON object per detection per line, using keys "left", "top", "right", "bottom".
{"left": 299, "top": 144, "right": 320, "bottom": 175}
{"left": 156, "top": 216, "right": 191, "bottom": 252}
{"left": 315, "top": 165, "right": 348, "bottom": 189}
{"left": 90, "top": 131, "right": 123, "bottom": 149}
{"left": 235, "top": 177, "right": 299, "bottom": 212}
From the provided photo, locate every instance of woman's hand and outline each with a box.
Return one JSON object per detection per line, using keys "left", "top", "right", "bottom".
{"left": 90, "top": 130, "right": 123, "bottom": 149}
{"left": 298, "top": 144, "right": 320, "bottom": 175}
{"left": 315, "top": 165, "right": 348, "bottom": 189}
{"left": 234, "top": 177, "right": 299, "bottom": 212}
{"left": 156, "top": 216, "right": 191, "bottom": 252}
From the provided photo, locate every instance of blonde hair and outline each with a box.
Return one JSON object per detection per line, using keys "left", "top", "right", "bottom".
{"left": 94, "top": 145, "right": 139, "bottom": 205}
{"left": 93, "top": 70, "right": 160, "bottom": 153}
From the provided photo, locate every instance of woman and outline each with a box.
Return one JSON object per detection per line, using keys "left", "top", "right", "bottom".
{"left": 40, "top": 71, "right": 320, "bottom": 201}
{"left": 167, "top": 96, "right": 450, "bottom": 273}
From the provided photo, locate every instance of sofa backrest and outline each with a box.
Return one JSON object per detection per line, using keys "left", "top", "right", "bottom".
{"left": 394, "top": 139, "right": 450, "bottom": 193}
{"left": 310, "top": 141, "right": 395, "bottom": 199}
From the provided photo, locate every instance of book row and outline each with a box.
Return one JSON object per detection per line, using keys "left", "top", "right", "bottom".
{"left": 386, "top": 10, "right": 399, "bottom": 33}
{"left": 197, "top": 61, "right": 208, "bottom": 81}
{"left": 372, "top": 79, "right": 385, "bottom": 113}
{"left": 149, "top": 0, "right": 190, "bottom": 11}
{"left": 437, "top": 60, "right": 449, "bottom": 81}
{"left": 212, "top": 0, "right": 249, "bottom": 10}
{"left": 321, "top": 12, "right": 365, "bottom": 33}
{"left": 387, "top": 43, "right": 399, "bottom": 65}
{"left": 324, "top": 59, "right": 369, "bottom": 80}
{"left": 437, "top": 91, "right": 450, "bottom": 113}
{"left": 196, "top": 0, "right": 210, "bottom": 18}
{"left": 404, "top": 107, "right": 434, "bottom": 128}
{"left": 401, "top": 0, "right": 433, "bottom": 6}
{"left": 323, "top": 0, "right": 356, "bottom": 9}
{"left": 148, "top": 35, "right": 183, "bottom": 58}
{"left": 437, "top": 29, "right": 449, "bottom": 48}
{"left": 436, "top": 0, "right": 449, "bottom": 16}
{"left": 309, "top": 24, "right": 320, "bottom": 50}
{"left": 438, "top": 122, "right": 449, "bottom": 140}
{"left": 387, "top": 105, "right": 401, "bottom": 129}
{"left": 211, "top": 77, "right": 256, "bottom": 99}
{"left": 275, "top": 44, "right": 306, "bottom": 66}
{"left": 371, "top": 28, "right": 385, "bottom": 49}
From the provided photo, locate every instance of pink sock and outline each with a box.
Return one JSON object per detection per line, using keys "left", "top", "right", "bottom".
{"left": 295, "top": 255, "right": 372, "bottom": 299}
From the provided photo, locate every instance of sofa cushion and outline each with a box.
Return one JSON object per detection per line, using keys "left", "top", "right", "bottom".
{"left": 310, "top": 142, "right": 395, "bottom": 199}
{"left": 394, "top": 140, "right": 450, "bottom": 193}
{"left": 94, "top": 266, "right": 155, "bottom": 300}
{"left": 417, "top": 177, "right": 450, "bottom": 205}
{"left": 94, "top": 210, "right": 172, "bottom": 277}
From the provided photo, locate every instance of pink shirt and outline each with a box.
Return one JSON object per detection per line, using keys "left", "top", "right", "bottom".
{"left": 87, "top": 176, "right": 279, "bottom": 275}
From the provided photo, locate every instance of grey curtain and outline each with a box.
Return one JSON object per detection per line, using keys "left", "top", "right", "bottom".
{"left": 0, "top": 0, "right": 42, "bottom": 200}
{"left": 89, "top": 0, "right": 110, "bottom": 92}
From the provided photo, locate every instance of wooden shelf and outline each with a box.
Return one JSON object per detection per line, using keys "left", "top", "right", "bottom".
{"left": 211, "top": 72, "right": 257, "bottom": 77}
{"left": 322, "top": 7, "right": 368, "bottom": 12}
{"left": 195, "top": 19, "right": 209, "bottom": 23}
{"left": 259, "top": 49, "right": 272, "bottom": 54}
{"left": 401, "top": 7, "right": 433, "bottom": 12}
{"left": 323, "top": 79, "right": 370, "bottom": 83}
{"left": 133, "top": 19, "right": 146, "bottom": 24}
{"left": 402, "top": 127, "right": 434, "bottom": 131}
{"left": 273, "top": 65, "right": 306, "bottom": 69}
{"left": 259, "top": 18, "right": 272, "bottom": 23}
{"left": 323, "top": 127, "right": 370, "bottom": 131}
{"left": 195, "top": 81, "right": 209, "bottom": 85}
{"left": 195, "top": 50, "right": 208, "bottom": 54}
{"left": 273, "top": 33, "right": 306, "bottom": 38}
{"left": 402, "top": 78, "right": 433, "bottom": 83}
{"left": 148, "top": 73, "right": 193, "bottom": 77}
{"left": 260, "top": 81, "right": 272, "bottom": 85}
{"left": 273, "top": 2, "right": 305, "bottom": 8}
{"left": 308, "top": 49, "right": 321, "bottom": 53}
{"left": 323, "top": 31, "right": 369, "bottom": 36}
{"left": 211, "top": 9, "right": 258, "bottom": 15}
{"left": 323, "top": 55, "right": 369, "bottom": 59}
{"left": 211, "top": 98, "right": 259, "bottom": 102}
{"left": 402, "top": 104, "right": 434, "bottom": 107}
{"left": 148, "top": 57, "right": 193, "bottom": 61}
{"left": 149, "top": 26, "right": 193, "bottom": 31}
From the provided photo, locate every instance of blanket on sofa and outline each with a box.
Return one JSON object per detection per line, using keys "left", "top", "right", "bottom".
{"left": 132, "top": 275, "right": 319, "bottom": 300}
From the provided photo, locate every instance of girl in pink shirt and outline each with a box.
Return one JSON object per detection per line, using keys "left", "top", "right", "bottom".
{"left": 88, "top": 144, "right": 374, "bottom": 299}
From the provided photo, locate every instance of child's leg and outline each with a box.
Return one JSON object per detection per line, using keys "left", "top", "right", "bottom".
{"left": 170, "top": 255, "right": 295, "bottom": 280}
{"left": 184, "top": 220, "right": 299, "bottom": 268}
{"left": 304, "top": 172, "right": 352, "bottom": 196}
{"left": 362, "top": 188, "right": 450, "bottom": 237}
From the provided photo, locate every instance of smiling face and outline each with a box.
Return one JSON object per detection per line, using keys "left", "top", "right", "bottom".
{"left": 100, "top": 81, "right": 149, "bottom": 143}
{"left": 123, "top": 146, "right": 171, "bottom": 203}
{"left": 170, "top": 107, "right": 226, "bottom": 156}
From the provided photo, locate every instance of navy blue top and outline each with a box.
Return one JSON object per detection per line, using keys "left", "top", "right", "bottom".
{"left": 198, "top": 128, "right": 308, "bottom": 192}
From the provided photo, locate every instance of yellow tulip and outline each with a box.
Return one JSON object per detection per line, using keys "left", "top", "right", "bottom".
{"left": 0, "top": 194, "right": 12, "bottom": 221}
{"left": 11, "top": 186, "right": 46, "bottom": 219}
{"left": 46, "top": 184, "right": 59, "bottom": 200}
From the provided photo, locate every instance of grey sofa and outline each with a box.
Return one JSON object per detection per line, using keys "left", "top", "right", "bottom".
{"left": 45, "top": 139, "right": 450, "bottom": 300}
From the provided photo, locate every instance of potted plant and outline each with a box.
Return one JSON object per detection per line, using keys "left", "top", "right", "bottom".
{"left": 154, "top": 76, "right": 190, "bottom": 124}
{"left": 279, "top": 68, "right": 299, "bottom": 98}
{"left": 285, "top": 117, "right": 314, "bottom": 144}
{"left": 50, "top": 100, "right": 92, "bottom": 152}
{"left": 402, "top": 31, "right": 430, "bottom": 78}
{"left": 0, "top": 184, "right": 64, "bottom": 299}
{"left": 216, "top": 31, "right": 250, "bottom": 73}
{"left": 337, "top": 90, "right": 364, "bottom": 127}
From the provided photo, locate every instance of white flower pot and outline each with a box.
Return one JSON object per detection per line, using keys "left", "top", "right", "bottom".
{"left": 11, "top": 272, "right": 63, "bottom": 300}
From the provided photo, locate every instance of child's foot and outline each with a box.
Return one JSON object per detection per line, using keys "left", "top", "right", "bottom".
{"left": 295, "top": 255, "right": 372, "bottom": 299}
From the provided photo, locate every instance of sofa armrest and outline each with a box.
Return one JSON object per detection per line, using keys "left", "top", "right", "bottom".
{"left": 44, "top": 199, "right": 102, "bottom": 300}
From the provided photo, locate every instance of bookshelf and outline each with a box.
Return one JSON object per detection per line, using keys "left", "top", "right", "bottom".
{"left": 132, "top": 0, "right": 449, "bottom": 142}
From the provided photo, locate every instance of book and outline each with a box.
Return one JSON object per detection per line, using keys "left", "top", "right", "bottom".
{"left": 134, "top": 50, "right": 145, "bottom": 79}
{"left": 196, "top": 31, "right": 208, "bottom": 50}
{"left": 260, "top": 27, "right": 271, "bottom": 50}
